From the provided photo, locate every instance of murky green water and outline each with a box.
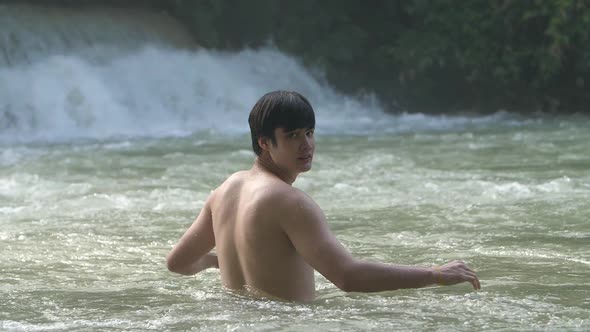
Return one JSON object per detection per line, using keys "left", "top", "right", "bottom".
{"left": 1, "top": 117, "right": 589, "bottom": 331}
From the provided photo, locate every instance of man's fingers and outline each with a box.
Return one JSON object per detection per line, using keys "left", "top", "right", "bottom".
{"left": 468, "top": 275, "right": 480, "bottom": 290}
{"left": 469, "top": 274, "right": 481, "bottom": 290}
{"left": 462, "top": 272, "right": 481, "bottom": 290}
{"left": 439, "top": 261, "right": 481, "bottom": 290}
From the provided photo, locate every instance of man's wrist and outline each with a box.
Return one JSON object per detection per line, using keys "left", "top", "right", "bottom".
{"left": 431, "top": 266, "right": 442, "bottom": 285}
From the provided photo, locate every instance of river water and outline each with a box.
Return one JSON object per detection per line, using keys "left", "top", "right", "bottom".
{"left": 2, "top": 106, "right": 589, "bottom": 331}
{"left": 1, "top": 10, "right": 589, "bottom": 330}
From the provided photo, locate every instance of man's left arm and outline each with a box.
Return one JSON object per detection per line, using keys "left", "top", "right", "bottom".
{"left": 166, "top": 195, "right": 218, "bottom": 275}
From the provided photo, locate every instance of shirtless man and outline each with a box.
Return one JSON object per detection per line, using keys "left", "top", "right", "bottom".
{"left": 166, "top": 90, "right": 481, "bottom": 302}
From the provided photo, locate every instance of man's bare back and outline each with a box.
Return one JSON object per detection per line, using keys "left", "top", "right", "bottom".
{"left": 166, "top": 91, "right": 480, "bottom": 302}
{"left": 210, "top": 165, "right": 316, "bottom": 301}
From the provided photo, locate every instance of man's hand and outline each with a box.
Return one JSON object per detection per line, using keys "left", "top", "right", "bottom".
{"left": 167, "top": 252, "right": 218, "bottom": 275}
{"left": 433, "top": 261, "right": 481, "bottom": 290}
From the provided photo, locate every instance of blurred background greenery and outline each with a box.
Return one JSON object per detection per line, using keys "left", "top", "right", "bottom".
{"left": 8, "top": 0, "right": 589, "bottom": 114}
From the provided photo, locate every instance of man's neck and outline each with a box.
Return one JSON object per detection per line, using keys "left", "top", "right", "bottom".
{"left": 253, "top": 154, "right": 297, "bottom": 185}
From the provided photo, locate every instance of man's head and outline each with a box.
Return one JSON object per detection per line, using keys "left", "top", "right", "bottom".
{"left": 248, "top": 91, "right": 316, "bottom": 176}
{"left": 248, "top": 91, "right": 315, "bottom": 156}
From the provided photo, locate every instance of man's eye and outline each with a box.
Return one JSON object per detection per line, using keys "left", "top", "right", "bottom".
{"left": 306, "top": 131, "right": 314, "bottom": 137}
{"left": 289, "top": 133, "right": 298, "bottom": 138}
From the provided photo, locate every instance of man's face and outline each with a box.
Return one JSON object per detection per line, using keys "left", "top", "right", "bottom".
{"left": 268, "top": 127, "right": 315, "bottom": 173}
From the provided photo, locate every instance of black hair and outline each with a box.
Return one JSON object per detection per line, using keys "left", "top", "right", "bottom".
{"left": 248, "top": 91, "right": 315, "bottom": 156}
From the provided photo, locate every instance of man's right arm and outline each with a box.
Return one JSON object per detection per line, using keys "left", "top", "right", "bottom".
{"left": 166, "top": 194, "right": 218, "bottom": 275}
{"left": 280, "top": 192, "right": 480, "bottom": 292}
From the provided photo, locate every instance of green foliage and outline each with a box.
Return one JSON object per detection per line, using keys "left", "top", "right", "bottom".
{"left": 38, "top": 0, "right": 587, "bottom": 113}
{"left": 387, "top": 0, "right": 590, "bottom": 111}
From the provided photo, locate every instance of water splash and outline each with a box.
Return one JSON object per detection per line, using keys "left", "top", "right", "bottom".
{"left": 0, "top": 46, "right": 525, "bottom": 143}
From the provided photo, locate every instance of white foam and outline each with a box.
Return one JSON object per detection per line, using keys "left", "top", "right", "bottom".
{"left": 0, "top": 47, "right": 523, "bottom": 143}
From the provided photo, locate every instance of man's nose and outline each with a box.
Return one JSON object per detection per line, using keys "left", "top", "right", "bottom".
{"left": 299, "top": 136, "right": 313, "bottom": 151}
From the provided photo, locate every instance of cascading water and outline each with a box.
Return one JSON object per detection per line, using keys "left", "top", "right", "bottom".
{"left": 0, "top": 4, "right": 522, "bottom": 143}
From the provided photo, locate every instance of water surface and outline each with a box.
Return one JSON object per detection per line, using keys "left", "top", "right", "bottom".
{"left": 1, "top": 116, "right": 589, "bottom": 331}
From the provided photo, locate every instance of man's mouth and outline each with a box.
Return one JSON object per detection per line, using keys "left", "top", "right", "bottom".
{"left": 298, "top": 155, "right": 312, "bottom": 162}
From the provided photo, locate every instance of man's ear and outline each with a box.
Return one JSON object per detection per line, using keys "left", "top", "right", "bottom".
{"left": 258, "top": 136, "right": 270, "bottom": 152}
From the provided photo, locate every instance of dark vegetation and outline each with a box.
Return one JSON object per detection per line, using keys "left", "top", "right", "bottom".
{"left": 10, "top": 0, "right": 589, "bottom": 113}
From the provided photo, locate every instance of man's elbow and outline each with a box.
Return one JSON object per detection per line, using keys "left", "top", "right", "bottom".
{"left": 330, "top": 263, "right": 358, "bottom": 293}
{"left": 166, "top": 259, "right": 176, "bottom": 273}
{"left": 166, "top": 254, "right": 183, "bottom": 274}
{"left": 334, "top": 277, "right": 354, "bottom": 293}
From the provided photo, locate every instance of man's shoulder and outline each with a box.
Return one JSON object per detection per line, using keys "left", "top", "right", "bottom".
{"left": 208, "top": 171, "right": 248, "bottom": 202}
{"left": 214, "top": 171, "right": 248, "bottom": 191}
{"left": 213, "top": 171, "right": 317, "bottom": 210}
{"left": 266, "top": 185, "right": 321, "bottom": 219}
{"left": 258, "top": 181, "right": 301, "bottom": 202}
{"left": 244, "top": 177, "right": 312, "bottom": 208}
